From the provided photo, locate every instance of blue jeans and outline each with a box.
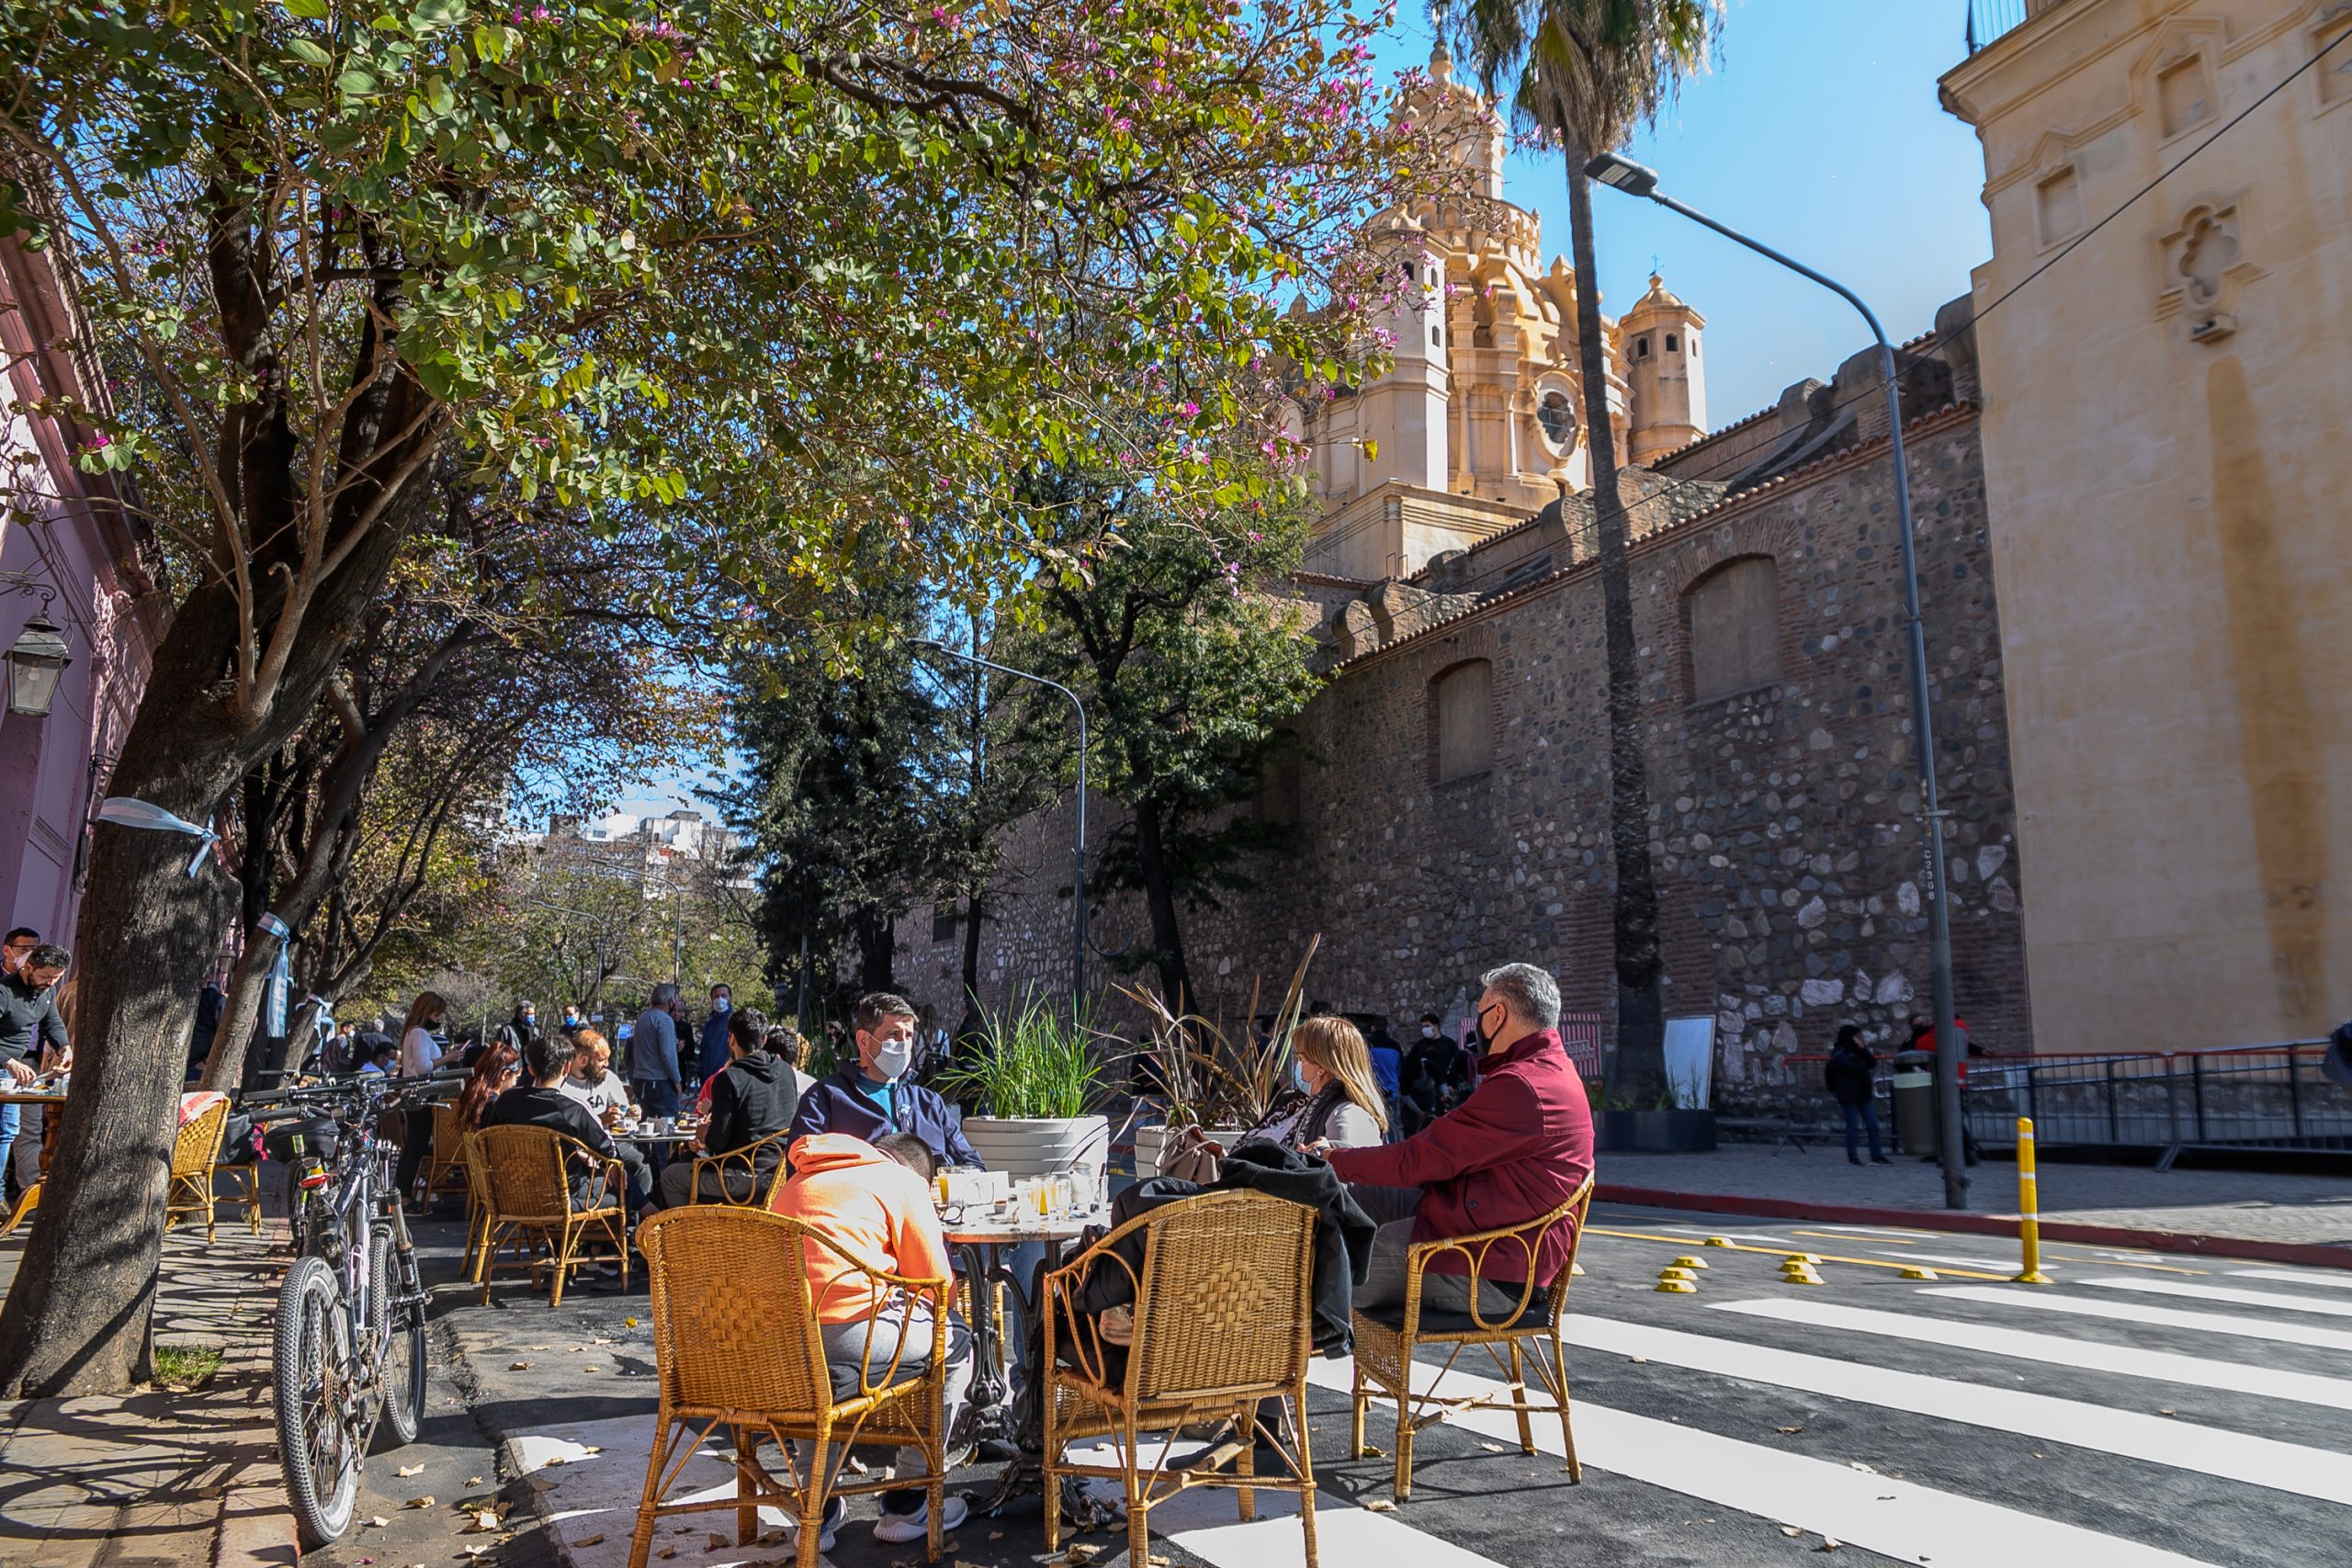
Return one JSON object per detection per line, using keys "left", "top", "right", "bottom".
{"left": 1841, "top": 1100, "right": 1883, "bottom": 1161}
{"left": 633, "top": 1078, "right": 680, "bottom": 1118}
{"left": 0, "top": 1100, "right": 17, "bottom": 1198}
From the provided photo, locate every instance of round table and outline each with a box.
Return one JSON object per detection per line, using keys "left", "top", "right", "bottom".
{"left": 944, "top": 1206, "right": 1106, "bottom": 1511}
{"left": 0, "top": 1090, "right": 68, "bottom": 1237}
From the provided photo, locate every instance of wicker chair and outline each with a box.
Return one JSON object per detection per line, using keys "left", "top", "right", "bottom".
{"left": 424, "top": 1102, "right": 471, "bottom": 1206}
{"left": 625, "top": 1206, "right": 955, "bottom": 1568}
{"left": 1043, "top": 1190, "right": 1321, "bottom": 1568}
{"left": 162, "top": 1100, "right": 233, "bottom": 1243}
{"left": 1348, "top": 1174, "right": 1595, "bottom": 1500}
{"left": 474, "top": 1124, "right": 629, "bottom": 1307}
{"left": 212, "top": 1148, "right": 266, "bottom": 1237}
{"left": 458, "top": 1132, "right": 494, "bottom": 1282}
{"left": 685, "top": 1127, "right": 794, "bottom": 1207}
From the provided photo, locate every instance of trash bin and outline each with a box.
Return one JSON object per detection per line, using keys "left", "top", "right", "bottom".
{"left": 1891, "top": 1049, "right": 1937, "bottom": 1157}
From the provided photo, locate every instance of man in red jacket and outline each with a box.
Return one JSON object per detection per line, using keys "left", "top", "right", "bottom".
{"left": 1313, "top": 963, "right": 1594, "bottom": 1317}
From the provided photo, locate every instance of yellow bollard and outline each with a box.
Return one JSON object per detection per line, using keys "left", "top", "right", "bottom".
{"left": 2014, "top": 1116, "right": 2053, "bottom": 1284}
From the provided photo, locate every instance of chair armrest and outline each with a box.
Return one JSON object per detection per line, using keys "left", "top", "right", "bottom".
{"left": 1396, "top": 1180, "right": 1593, "bottom": 1334}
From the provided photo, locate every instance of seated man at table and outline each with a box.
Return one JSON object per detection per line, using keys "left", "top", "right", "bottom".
{"left": 772, "top": 1130, "right": 973, "bottom": 1548}
{"left": 1315, "top": 962, "right": 1592, "bottom": 1320}
{"left": 561, "top": 1030, "right": 635, "bottom": 1125}
{"left": 659, "top": 1009, "right": 797, "bottom": 1208}
{"left": 789, "top": 992, "right": 980, "bottom": 1171}
{"left": 483, "top": 1032, "right": 644, "bottom": 1215}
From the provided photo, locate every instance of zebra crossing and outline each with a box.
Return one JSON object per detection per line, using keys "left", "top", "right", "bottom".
{"left": 1158, "top": 1218, "right": 2352, "bottom": 1568}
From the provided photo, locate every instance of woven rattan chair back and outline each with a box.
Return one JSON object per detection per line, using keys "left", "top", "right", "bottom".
{"left": 639, "top": 1205, "right": 831, "bottom": 1418}
{"left": 1127, "top": 1190, "right": 1317, "bottom": 1404}
{"left": 476, "top": 1124, "right": 576, "bottom": 1219}
{"left": 171, "top": 1100, "right": 230, "bottom": 1179}
{"left": 432, "top": 1101, "right": 464, "bottom": 1159}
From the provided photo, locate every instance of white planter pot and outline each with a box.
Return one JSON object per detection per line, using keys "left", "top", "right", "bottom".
{"left": 960, "top": 1114, "right": 1112, "bottom": 1179}
{"left": 1129, "top": 1123, "right": 1251, "bottom": 1178}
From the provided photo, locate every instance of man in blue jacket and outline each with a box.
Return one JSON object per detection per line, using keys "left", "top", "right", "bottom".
{"left": 789, "top": 991, "right": 982, "bottom": 1169}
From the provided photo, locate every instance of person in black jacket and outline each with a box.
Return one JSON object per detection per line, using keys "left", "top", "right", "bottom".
{"left": 482, "top": 1032, "right": 634, "bottom": 1209}
{"left": 1398, "top": 1013, "right": 1468, "bottom": 1135}
{"left": 1825, "top": 1024, "right": 1889, "bottom": 1166}
{"left": 658, "top": 1008, "right": 797, "bottom": 1207}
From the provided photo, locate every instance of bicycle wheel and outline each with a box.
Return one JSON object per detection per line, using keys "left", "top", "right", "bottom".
{"left": 368, "top": 1229, "right": 426, "bottom": 1446}
{"left": 274, "top": 1254, "right": 360, "bottom": 1546}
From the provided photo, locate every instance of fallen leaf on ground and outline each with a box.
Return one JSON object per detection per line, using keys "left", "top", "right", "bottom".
{"left": 406, "top": 1495, "right": 435, "bottom": 1508}
{"left": 468, "top": 1478, "right": 484, "bottom": 1487}
{"left": 988, "top": 1532, "right": 1004, "bottom": 1542}
{"left": 1062, "top": 1543, "right": 1100, "bottom": 1563}
{"left": 508, "top": 1361, "right": 531, "bottom": 1371}
{"left": 1781, "top": 1527, "right": 1804, "bottom": 1538}
{"left": 2158, "top": 1408, "right": 2176, "bottom": 1416}
{"left": 1848, "top": 1461, "right": 1876, "bottom": 1473}
{"left": 368, "top": 1516, "right": 390, "bottom": 1529}
{"left": 1817, "top": 1539, "right": 1844, "bottom": 1552}
{"left": 582, "top": 1366, "right": 602, "bottom": 1373}
{"left": 1357, "top": 1445, "right": 1385, "bottom": 1459}
{"left": 1629, "top": 1355, "right": 1648, "bottom": 1364}
{"left": 708, "top": 1534, "right": 731, "bottom": 1551}
{"left": 467, "top": 1510, "right": 501, "bottom": 1532}
{"left": 571, "top": 1536, "right": 605, "bottom": 1549}
{"left": 398, "top": 1464, "right": 426, "bottom": 1477}
{"left": 1878, "top": 1495, "right": 1896, "bottom": 1501}
{"left": 583, "top": 1446, "right": 603, "bottom": 1455}
{"left": 656, "top": 1550, "right": 675, "bottom": 1561}
{"left": 1478, "top": 1441, "right": 1506, "bottom": 1453}
{"left": 624, "top": 1317, "right": 639, "bottom": 1327}
{"left": 1363, "top": 1499, "right": 1396, "bottom": 1514}
{"left": 592, "top": 1336, "right": 616, "bottom": 1345}
{"left": 1777, "top": 1427, "right": 1804, "bottom": 1435}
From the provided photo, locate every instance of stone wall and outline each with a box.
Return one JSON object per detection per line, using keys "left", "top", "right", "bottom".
{"left": 892, "top": 403, "right": 2027, "bottom": 1112}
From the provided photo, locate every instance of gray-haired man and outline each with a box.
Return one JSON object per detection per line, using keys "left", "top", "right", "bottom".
{"left": 1320, "top": 963, "right": 1595, "bottom": 1318}
{"left": 629, "top": 983, "right": 685, "bottom": 1120}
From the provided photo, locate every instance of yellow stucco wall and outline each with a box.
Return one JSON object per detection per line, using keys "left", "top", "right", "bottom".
{"left": 1942, "top": 0, "right": 2352, "bottom": 1049}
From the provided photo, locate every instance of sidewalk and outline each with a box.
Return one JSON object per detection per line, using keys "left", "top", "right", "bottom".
{"left": 1597, "top": 1144, "right": 2352, "bottom": 1266}
{"left": 0, "top": 1210, "right": 295, "bottom": 1568}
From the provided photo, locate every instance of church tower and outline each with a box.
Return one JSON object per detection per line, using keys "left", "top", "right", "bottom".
{"left": 1357, "top": 217, "right": 1451, "bottom": 495}
{"left": 1620, "top": 274, "right": 1707, "bottom": 465}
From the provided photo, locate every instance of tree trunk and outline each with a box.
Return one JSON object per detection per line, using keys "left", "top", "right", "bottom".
{"left": 957, "top": 890, "right": 985, "bottom": 1040}
{"left": 1566, "top": 154, "right": 1668, "bottom": 1101}
{"left": 854, "top": 907, "right": 897, "bottom": 994}
{"left": 1132, "top": 798, "right": 1194, "bottom": 1013}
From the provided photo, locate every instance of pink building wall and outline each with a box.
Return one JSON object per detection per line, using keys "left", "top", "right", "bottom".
{"left": 0, "top": 227, "right": 169, "bottom": 951}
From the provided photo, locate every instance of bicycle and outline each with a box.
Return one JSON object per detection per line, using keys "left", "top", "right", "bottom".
{"left": 242, "top": 1070, "right": 463, "bottom": 1546}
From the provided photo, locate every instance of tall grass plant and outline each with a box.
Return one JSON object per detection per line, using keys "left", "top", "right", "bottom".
{"left": 937, "top": 993, "right": 1107, "bottom": 1120}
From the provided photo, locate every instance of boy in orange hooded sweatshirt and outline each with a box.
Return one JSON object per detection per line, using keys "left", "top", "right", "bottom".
{"left": 772, "top": 1130, "right": 972, "bottom": 1547}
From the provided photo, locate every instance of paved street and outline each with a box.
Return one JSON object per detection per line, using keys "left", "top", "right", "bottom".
{"left": 308, "top": 1198, "right": 2352, "bottom": 1568}
{"left": 1599, "top": 1146, "right": 2352, "bottom": 1249}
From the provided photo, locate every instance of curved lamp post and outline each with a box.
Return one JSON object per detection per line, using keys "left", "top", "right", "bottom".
{"left": 1588, "top": 152, "right": 1969, "bottom": 1211}
{"left": 909, "top": 638, "right": 1089, "bottom": 1011}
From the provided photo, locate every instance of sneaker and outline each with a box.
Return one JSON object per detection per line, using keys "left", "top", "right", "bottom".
{"left": 1848, "top": 1155, "right": 1863, "bottom": 1167}
{"left": 794, "top": 1495, "right": 845, "bottom": 1552}
{"left": 871, "top": 1493, "right": 967, "bottom": 1543}
{"left": 1871, "top": 1156, "right": 1893, "bottom": 1165}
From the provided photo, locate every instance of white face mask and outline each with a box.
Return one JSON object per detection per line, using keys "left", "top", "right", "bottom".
{"left": 712, "top": 997, "right": 730, "bottom": 1014}
{"left": 1420, "top": 1025, "right": 1438, "bottom": 1038}
{"left": 873, "top": 1035, "right": 914, "bottom": 1081}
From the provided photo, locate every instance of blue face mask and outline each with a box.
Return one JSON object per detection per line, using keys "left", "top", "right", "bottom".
{"left": 1288, "top": 1061, "right": 1310, "bottom": 1094}
{"left": 712, "top": 997, "right": 731, "bottom": 1014}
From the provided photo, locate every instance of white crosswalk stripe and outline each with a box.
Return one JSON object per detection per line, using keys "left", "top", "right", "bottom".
{"left": 2229, "top": 1268, "right": 2352, "bottom": 1291}
{"left": 1922, "top": 1282, "right": 2352, "bottom": 1350}
{"left": 2078, "top": 1276, "right": 2352, "bottom": 1318}
{"left": 1560, "top": 1312, "right": 2352, "bottom": 1501}
{"left": 1711, "top": 1296, "right": 2352, "bottom": 1411}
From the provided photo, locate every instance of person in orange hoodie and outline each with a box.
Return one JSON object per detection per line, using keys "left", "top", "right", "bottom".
{"left": 771, "top": 1131, "right": 972, "bottom": 1549}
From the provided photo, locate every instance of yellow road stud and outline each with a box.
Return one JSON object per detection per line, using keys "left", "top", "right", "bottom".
{"left": 1780, "top": 1260, "right": 1826, "bottom": 1285}
{"left": 1782, "top": 1253, "right": 1822, "bottom": 1266}
{"left": 1899, "top": 1266, "right": 1939, "bottom": 1281}
{"left": 1657, "top": 1267, "right": 1698, "bottom": 1283}
{"left": 1671, "top": 1256, "right": 1709, "bottom": 1269}
{"left": 1702, "top": 1235, "right": 1734, "bottom": 1247}
{"left": 1572, "top": 1262, "right": 1586, "bottom": 1276}
{"left": 1656, "top": 1278, "right": 1698, "bottom": 1294}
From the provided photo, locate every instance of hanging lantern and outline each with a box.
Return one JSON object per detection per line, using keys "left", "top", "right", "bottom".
{"left": 5, "top": 613, "right": 71, "bottom": 717}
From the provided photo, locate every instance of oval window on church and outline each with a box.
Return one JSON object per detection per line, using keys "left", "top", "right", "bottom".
{"left": 1537, "top": 389, "right": 1577, "bottom": 450}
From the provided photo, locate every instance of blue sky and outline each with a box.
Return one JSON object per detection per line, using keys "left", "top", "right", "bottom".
{"left": 1376, "top": 0, "right": 1995, "bottom": 424}
{"left": 616, "top": 1, "right": 1995, "bottom": 818}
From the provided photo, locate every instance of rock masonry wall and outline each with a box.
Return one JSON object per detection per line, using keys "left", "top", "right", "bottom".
{"left": 891, "top": 404, "right": 2027, "bottom": 1113}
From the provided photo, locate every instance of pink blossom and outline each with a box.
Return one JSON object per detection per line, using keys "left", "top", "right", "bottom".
{"left": 1180, "top": 400, "right": 1199, "bottom": 416}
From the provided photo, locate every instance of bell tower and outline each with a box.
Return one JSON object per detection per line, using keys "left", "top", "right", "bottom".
{"left": 1620, "top": 273, "right": 1707, "bottom": 465}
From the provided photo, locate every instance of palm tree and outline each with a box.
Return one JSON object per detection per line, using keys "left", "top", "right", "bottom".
{"left": 1442, "top": 0, "right": 1720, "bottom": 1100}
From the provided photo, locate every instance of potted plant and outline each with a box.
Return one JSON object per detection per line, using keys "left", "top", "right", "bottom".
{"left": 935, "top": 994, "right": 1113, "bottom": 1181}
{"left": 1121, "top": 938, "right": 1320, "bottom": 1175}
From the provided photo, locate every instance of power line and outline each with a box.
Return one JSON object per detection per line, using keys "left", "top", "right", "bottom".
{"left": 1306, "top": 25, "right": 2348, "bottom": 591}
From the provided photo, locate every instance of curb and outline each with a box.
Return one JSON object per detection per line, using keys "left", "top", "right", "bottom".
{"left": 1595, "top": 1184, "right": 2352, "bottom": 1271}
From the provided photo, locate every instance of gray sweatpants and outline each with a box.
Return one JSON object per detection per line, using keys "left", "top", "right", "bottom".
{"left": 796, "top": 1299, "right": 973, "bottom": 1487}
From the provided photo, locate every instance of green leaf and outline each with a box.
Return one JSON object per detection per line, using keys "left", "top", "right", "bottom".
{"left": 336, "top": 68, "right": 379, "bottom": 96}
{"left": 284, "top": 0, "right": 329, "bottom": 16}
{"left": 288, "top": 38, "right": 333, "bottom": 65}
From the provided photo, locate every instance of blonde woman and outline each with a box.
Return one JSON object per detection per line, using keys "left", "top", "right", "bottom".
{"left": 1248, "top": 1014, "right": 1389, "bottom": 1151}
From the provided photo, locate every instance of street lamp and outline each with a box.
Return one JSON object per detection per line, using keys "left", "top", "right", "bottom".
{"left": 1588, "top": 152, "right": 1971, "bottom": 1211}
{"left": 5, "top": 587, "right": 72, "bottom": 719}
{"left": 909, "top": 638, "right": 1090, "bottom": 1012}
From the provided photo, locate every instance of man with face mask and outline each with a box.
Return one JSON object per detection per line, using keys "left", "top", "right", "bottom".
{"left": 787, "top": 991, "right": 983, "bottom": 1169}
{"left": 1312, "top": 963, "right": 1593, "bottom": 1318}
{"left": 695, "top": 984, "right": 734, "bottom": 1091}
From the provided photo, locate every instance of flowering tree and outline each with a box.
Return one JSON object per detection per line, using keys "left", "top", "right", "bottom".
{"left": 0, "top": 0, "right": 1409, "bottom": 1393}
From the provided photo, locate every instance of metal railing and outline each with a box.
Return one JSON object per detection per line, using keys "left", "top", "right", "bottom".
{"left": 1959, "top": 1041, "right": 2351, "bottom": 1166}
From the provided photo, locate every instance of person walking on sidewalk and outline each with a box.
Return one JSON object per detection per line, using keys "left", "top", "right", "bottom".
{"left": 1826, "top": 1024, "right": 1889, "bottom": 1166}
{"left": 629, "top": 984, "right": 684, "bottom": 1121}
